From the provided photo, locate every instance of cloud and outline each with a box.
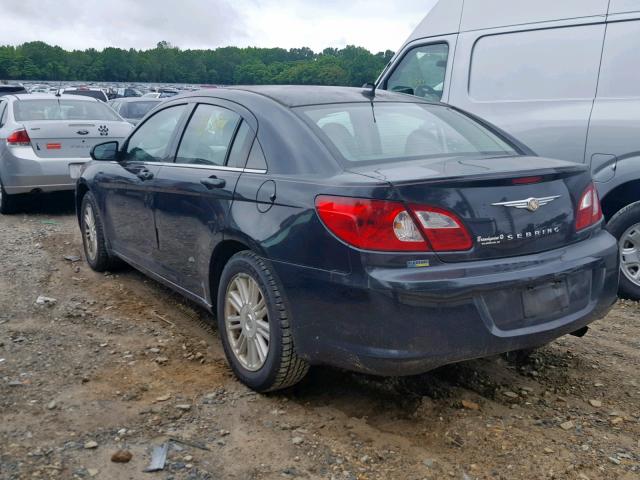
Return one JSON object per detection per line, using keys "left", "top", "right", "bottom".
{"left": 0, "top": 0, "right": 438, "bottom": 53}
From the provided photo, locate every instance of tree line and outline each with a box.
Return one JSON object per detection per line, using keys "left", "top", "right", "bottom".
{"left": 0, "top": 41, "right": 394, "bottom": 86}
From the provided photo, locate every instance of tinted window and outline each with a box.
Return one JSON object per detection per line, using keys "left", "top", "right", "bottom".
{"left": 121, "top": 101, "right": 160, "bottom": 119}
{"left": 14, "top": 99, "right": 121, "bottom": 121}
{"left": 470, "top": 25, "right": 604, "bottom": 101}
{"left": 597, "top": 20, "right": 640, "bottom": 98}
{"left": 124, "top": 105, "right": 187, "bottom": 163}
{"left": 176, "top": 104, "right": 240, "bottom": 166}
{"left": 63, "top": 90, "right": 107, "bottom": 101}
{"left": 0, "top": 86, "right": 27, "bottom": 96}
{"left": 300, "top": 102, "right": 517, "bottom": 164}
{"left": 226, "top": 122, "right": 253, "bottom": 168}
{"left": 386, "top": 43, "right": 448, "bottom": 101}
{"left": 0, "top": 101, "right": 7, "bottom": 127}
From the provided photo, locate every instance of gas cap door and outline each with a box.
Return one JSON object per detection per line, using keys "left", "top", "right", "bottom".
{"left": 256, "top": 180, "right": 276, "bottom": 213}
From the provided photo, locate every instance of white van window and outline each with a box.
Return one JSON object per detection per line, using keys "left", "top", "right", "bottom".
{"left": 386, "top": 43, "right": 449, "bottom": 102}
{"left": 469, "top": 25, "right": 604, "bottom": 101}
{"left": 597, "top": 20, "right": 640, "bottom": 98}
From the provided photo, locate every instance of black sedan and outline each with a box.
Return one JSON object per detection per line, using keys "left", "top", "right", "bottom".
{"left": 76, "top": 86, "right": 618, "bottom": 392}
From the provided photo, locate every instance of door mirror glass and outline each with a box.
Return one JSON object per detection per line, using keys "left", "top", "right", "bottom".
{"left": 91, "top": 141, "right": 119, "bottom": 161}
{"left": 386, "top": 43, "right": 449, "bottom": 101}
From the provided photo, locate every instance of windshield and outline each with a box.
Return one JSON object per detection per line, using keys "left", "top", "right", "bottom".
{"left": 299, "top": 102, "right": 518, "bottom": 165}
{"left": 121, "top": 101, "right": 160, "bottom": 119}
{"left": 14, "top": 99, "right": 121, "bottom": 121}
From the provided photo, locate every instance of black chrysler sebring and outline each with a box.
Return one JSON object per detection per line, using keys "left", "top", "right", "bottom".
{"left": 76, "top": 86, "right": 619, "bottom": 392}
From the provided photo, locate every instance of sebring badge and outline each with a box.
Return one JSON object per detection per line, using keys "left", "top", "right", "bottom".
{"left": 492, "top": 195, "right": 561, "bottom": 212}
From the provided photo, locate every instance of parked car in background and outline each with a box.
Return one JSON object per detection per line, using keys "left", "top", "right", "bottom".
{"left": 77, "top": 86, "right": 618, "bottom": 392}
{"left": 142, "top": 88, "right": 179, "bottom": 99}
{"left": 0, "top": 84, "right": 27, "bottom": 97}
{"left": 115, "top": 87, "right": 143, "bottom": 98}
{"left": 108, "top": 98, "right": 162, "bottom": 125}
{"left": 378, "top": 0, "right": 640, "bottom": 298}
{"left": 60, "top": 87, "right": 109, "bottom": 102}
{"left": 0, "top": 94, "right": 132, "bottom": 213}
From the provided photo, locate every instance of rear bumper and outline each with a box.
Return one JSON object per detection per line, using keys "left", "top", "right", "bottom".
{"left": 271, "top": 230, "right": 619, "bottom": 376}
{"left": 1, "top": 146, "right": 88, "bottom": 194}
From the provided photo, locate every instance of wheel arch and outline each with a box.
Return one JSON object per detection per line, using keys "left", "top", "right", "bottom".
{"left": 75, "top": 180, "right": 90, "bottom": 225}
{"left": 208, "top": 234, "right": 267, "bottom": 311}
{"left": 600, "top": 179, "right": 640, "bottom": 222}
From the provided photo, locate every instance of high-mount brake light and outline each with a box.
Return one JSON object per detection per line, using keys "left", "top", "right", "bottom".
{"left": 315, "top": 196, "right": 473, "bottom": 252}
{"left": 6, "top": 128, "right": 31, "bottom": 146}
{"left": 575, "top": 183, "right": 603, "bottom": 231}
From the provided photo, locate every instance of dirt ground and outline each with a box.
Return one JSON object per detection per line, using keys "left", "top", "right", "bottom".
{"left": 0, "top": 193, "right": 638, "bottom": 480}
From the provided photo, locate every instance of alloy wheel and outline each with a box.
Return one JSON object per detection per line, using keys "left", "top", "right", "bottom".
{"left": 83, "top": 204, "right": 98, "bottom": 261}
{"left": 224, "top": 273, "right": 270, "bottom": 371}
{"left": 620, "top": 223, "right": 640, "bottom": 286}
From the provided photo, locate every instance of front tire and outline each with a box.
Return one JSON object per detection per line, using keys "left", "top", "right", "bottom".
{"left": 80, "top": 192, "right": 118, "bottom": 272}
{"left": 217, "top": 251, "right": 309, "bottom": 392}
{"left": 608, "top": 201, "right": 640, "bottom": 299}
{"left": 0, "top": 178, "right": 19, "bottom": 214}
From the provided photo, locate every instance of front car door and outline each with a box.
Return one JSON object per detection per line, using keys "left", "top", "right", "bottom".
{"left": 100, "top": 103, "right": 189, "bottom": 267}
{"left": 153, "top": 100, "right": 256, "bottom": 300}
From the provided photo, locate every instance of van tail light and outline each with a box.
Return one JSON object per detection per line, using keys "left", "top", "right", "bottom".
{"left": 575, "top": 183, "right": 603, "bottom": 231}
{"left": 7, "top": 128, "right": 31, "bottom": 146}
{"left": 315, "top": 195, "right": 472, "bottom": 252}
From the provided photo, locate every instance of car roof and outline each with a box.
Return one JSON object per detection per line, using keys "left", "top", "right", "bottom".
{"left": 9, "top": 93, "right": 101, "bottom": 102}
{"left": 181, "top": 85, "right": 434, "bottom": 108}
{"left": 114, "top": 97, "right": 162, "bottom": 103}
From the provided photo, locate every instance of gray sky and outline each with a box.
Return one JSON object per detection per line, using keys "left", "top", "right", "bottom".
{"left": 0, "top": 0, "right": 437, "bottom": 53}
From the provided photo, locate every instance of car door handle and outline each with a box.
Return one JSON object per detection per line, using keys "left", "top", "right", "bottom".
{"left": 200, "top": 176, "right": 226, "bottom": 189}
{"left": 136, "top": 169, "right": 154, "bottom": 181}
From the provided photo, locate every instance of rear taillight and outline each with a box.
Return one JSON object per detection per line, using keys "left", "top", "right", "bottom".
{"left": 7, "top": 128, "right": 31, "bottom": 146}
{"left": 315, "top": 195, "right": 472, "bottom": 252}
{"left": 575, "top": 183, "right": 603, "bottom": 231}
{"left": 411, "top": 206, "right": 473, "bottom": 251}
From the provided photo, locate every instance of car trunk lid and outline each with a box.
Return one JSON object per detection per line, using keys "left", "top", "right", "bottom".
{"left": 347, "top": 155, "right": 593, "bottom": 262}
{"left": 22, "top": 121, "right": 131, "bottom": 159}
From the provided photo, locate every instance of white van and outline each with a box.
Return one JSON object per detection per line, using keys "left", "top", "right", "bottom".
{"left": 378, "top": 0, "right": 640, "bottom": 299}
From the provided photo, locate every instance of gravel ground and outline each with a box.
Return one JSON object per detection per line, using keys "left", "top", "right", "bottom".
{"left": 0, "top": 193, "right": 639, "bottom": 480}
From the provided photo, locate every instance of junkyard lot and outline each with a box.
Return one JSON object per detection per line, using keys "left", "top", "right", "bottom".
{"left": 0, "top": 195, "right": 638, "bottom": 480}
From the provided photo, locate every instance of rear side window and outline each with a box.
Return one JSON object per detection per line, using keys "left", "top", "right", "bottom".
{"left": 386, "top": 43, "right": 448, "bottom": 102}
{"left": 14, "top": 100, "right": 121, "bottom": 121}
{"left": 226, "top": 122, "right": 253, "bottom": 168}
{"left": 597, "top": 20, "right": 640, "bottom": 98}
{"left": 470, "top": 25, "right": 604, "bottom": 101}
{"left": 246, "top": 140, "right": 268, "bottom": 171}
{"left": 176, "top": 104, "right": 240, "bottom": 166}
{"left": 300, "top": 102, "right": 517, "bottom": 164}
{"left": 0, "top": 101, "right": 7, "bottom": 127}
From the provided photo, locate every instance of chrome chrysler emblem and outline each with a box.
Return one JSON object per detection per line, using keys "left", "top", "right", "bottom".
{"left": 492, "top": 196, "right": 561, "bottom": 212}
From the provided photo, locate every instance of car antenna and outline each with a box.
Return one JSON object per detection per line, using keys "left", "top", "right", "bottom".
{"left": 362, "top": 82, "right": 377, "bottom": 123}
{"left": 362, "top": 82, "right": 376, "bottom": 99}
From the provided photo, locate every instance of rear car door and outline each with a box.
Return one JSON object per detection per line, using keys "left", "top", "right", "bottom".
{"left": 153, "top": 101, "right": 256, "bottom": 299}
{"left": 100, "top": 103, "right": 190, "bottom": 267}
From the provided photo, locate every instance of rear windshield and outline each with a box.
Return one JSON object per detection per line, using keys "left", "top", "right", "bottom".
{"left": 299, "top": 102, "right": 518, "bottom": 164}
{"left": 0, "top": 86, "right": 27, "bottom": 95}
{"left": 14, "top": 99, "right": 121, "bottom": 121}
{"left": 63, "top": 90, "right": 106, "bottom": 101}
{"left": 120, "top": 101, "right": 160, "bottom": 119}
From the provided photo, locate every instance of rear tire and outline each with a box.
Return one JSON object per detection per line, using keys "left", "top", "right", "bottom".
{"left": 0, "top": 178, "right": 19, "bottom": 214}
{"left": 217, "top": 251, "right": 309, "bottom": 392}
{"left": 80, "top": 192, "right": 119, "bottom": 272}
{"left": 607, "top": 201, "right": 640, "bottom": 300}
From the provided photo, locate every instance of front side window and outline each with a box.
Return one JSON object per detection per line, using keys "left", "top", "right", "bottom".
{"left": 386, "top": 43, "right": 449, "bottom": 102}
{"left": 123, "top": 104, "right": 187, "bottom": 163}
{"left": 176, "top": 104, "right": 241, "bottom": 166}
{"left": 300, "top": 102, "right": 518, "bottom": 165}
{"left": 14, "top": 99, "right": 121, "bottom": 122}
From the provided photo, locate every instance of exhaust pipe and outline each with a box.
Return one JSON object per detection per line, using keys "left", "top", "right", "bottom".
{"left": 570, "top": 326, "right": 589, "bottom": 338}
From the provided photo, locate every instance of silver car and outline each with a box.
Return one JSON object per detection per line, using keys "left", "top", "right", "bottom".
{"left": 0, "top": 94, "right": 132, "bottom": 213}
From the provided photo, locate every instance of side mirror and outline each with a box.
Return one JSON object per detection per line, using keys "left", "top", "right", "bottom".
{"left": 91, "top": 141, "right": 120, "bottom": 161}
